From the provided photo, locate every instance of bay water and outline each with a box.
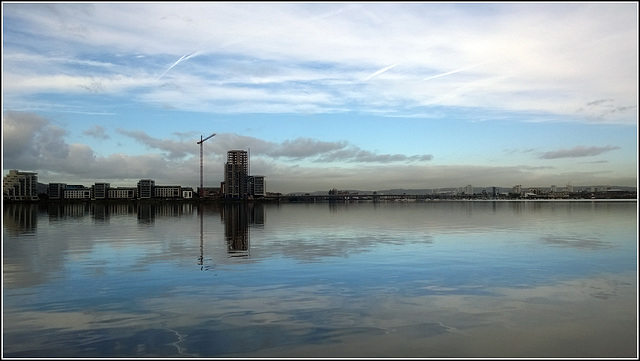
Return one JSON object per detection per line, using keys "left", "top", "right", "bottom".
{"left": 2, "top": 200, "right": 637, "bottom": 357}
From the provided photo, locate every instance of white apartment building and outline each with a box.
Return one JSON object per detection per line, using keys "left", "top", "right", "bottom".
{"left": 154, "top": 185, "right": 182, "bottom": 198}
{"left": 182, "top": 190, "right": 193, "bottom": 199}
{"left": 63, "top": 185, "right": 92, "bottom": 199}
{"left": 108, "top": 187, "right": 137, "bottom": 199}
{"left": 3, "top": 170, "right": 39, "bottom": 201}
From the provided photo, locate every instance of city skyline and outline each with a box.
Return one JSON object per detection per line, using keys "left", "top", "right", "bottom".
{"left": 2, "top": 2, "right": 638, "bottom": 194}
{"left": 6, "top": 165, "right": 636, "bottom": 197}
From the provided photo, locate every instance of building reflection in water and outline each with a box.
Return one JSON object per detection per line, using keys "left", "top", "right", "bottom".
{"left": 137, "top": 203, "right": 155, "bottom": 225}
{"left": 41, "top": 202, "right": 195, "bottom": 224}
{"left": 47, "top": 202, "right": 90, "bottom": 221}
{"left": 137, "top": 202, "right": 195, "bottom": 224}
{"left": 3, "top": 201, "right": 265, "bottom": 267}
{"left": 220, "top": 203, "right": 265, "bottom": 258}
{"left": 2, "top": 203, "right": 38, "bottom": 236}
{"left": 90, "top": 203, "right": 107, "bottom": 222}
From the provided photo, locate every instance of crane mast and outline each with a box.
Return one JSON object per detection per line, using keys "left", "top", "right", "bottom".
{"left": 197, "top": 133, "right": 216, "bottom": 198}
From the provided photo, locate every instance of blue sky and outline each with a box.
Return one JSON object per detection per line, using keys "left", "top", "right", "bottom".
{"left": 2, "top": 2, "right": 637, "bottom": 193}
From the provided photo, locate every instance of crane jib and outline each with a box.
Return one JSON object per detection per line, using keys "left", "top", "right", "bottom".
{"left": 197, "top": 133, "right": 216, "bottom": 144}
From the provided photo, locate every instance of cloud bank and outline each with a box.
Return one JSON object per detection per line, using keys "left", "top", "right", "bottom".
{"left": 3, "top": 111, "right": 634, "bottom": 192}
{"left": 539, "top": 145, "right": 621, "bottom": 159}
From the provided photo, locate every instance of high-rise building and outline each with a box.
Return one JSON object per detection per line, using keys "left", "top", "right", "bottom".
{"left": 3, "top": 170, "right": 38, "bottom": 201}
{"left": 224, "top": 150, "right": 249, "bottom": 198}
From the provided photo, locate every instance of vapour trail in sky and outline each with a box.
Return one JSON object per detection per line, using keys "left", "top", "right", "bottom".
{"left": 363, "top": 64, "right": 400, "bottom": 81}
{"left": 423, "top": 64, "right": 481, "bottom": 81}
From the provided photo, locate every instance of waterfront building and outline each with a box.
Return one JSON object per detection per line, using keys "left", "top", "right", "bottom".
{"left": 92, "top": 183, "right": 110, "bottom": 200}
{"left": 249, "top": 175, "right": 266, "bottom": 197}
{"left": 108, "top": 187, "right": 137, "bottom": 199}
{"left": 154, "top": 185, "right": 182, "bottom": 198}
{"left": 48, "top": 183, "right": 67, "bottom": 200}
{"left": 64, "top": 185, "right": 92, "bottom": 199}
{"left": 198, "top": 186, "right": 220, "bottom": 199}
{"left": 3, "top": 170, "right": 39, "bottom": 201}
{"left": 182, "top": 187, "right": 194, "bottom": 199}
{"left": 137, "top": 179, "right": 155, "bottom": 199}
{"left": 224, "top": 150, "right": 249, "bottom": 199}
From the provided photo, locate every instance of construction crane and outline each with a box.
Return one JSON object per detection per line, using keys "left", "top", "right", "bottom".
{"left": 197, "top": 133, "right": 216, "bottom": 197}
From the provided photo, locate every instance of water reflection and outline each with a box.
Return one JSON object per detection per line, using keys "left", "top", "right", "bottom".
{"left": 222, "top": 203, "right": 250, "bottom": 257}
{"left": 2, "top": 201, "right": 637, "bottom": 358}
{"left": 47, "top": 202, "right": 90, "bottom": 220}
{"left": 541, "top": 235, "right": 612, "bottom": 249}
{"left": 197, "top": 203, "right": 268, "bottom": 268}
{"left": 198, "top": 204, "right": 206, "bottom": 269}
{"left": 137, "top": 202, "right": 194, "bottom": 224}
{"left": 17, "top": 202, "right": 201, "bottom": 224}
{"left": 3, "top": 203, "right": 37, "bottom": 236}
{"left": 220, "top": 203, "right": 265, "bottom": 258}
{"left": 47, "top": 202, "right": 201, "bottom": 221}
{"left": 137, "top": 203, "right": 155, "bottom": 225}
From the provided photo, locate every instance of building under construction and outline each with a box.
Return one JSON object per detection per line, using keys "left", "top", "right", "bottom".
{"left": 222, "top": 150, "right": 265, "bottom": 199}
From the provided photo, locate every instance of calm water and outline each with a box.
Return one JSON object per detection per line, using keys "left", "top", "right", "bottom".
{"left": 2, "top": 200, "right": 637, "bottom": 358}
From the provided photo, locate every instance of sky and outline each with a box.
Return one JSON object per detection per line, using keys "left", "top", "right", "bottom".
{"left": 2, "top": 2, "right": 638, "bottom": 194}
